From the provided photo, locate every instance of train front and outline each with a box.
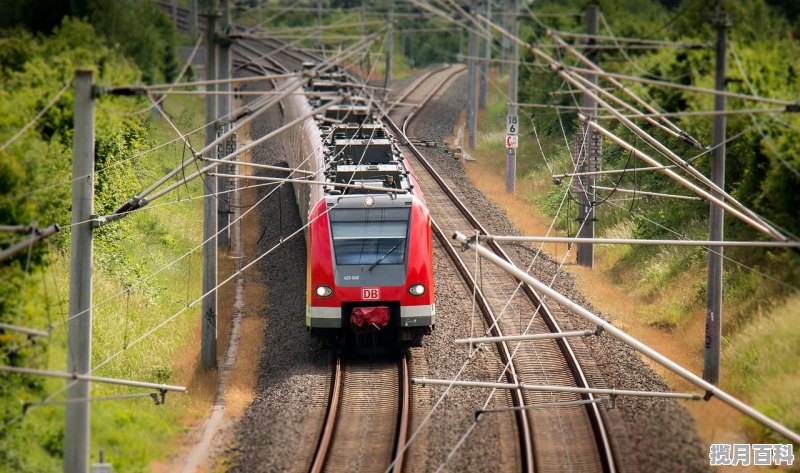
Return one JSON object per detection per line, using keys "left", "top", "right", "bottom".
{"left": 306, "top": 193, "right": 434, "bottom": 349}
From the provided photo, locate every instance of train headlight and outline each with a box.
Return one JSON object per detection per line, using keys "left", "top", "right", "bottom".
{"left": 316, "top": 285, "right": 333, "bottom": 298}
{"left": 364, "top": 196, "right": 375, "bottom": 207}
{"left": 408, "top": 284, "right": 426, "bottom": 296}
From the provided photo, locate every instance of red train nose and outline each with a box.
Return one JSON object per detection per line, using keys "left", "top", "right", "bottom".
{"left": 350, "top": 306, "right": 390, "bottom": 330}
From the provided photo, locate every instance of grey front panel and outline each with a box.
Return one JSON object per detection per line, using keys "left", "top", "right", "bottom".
{"left": 307, "top": 306, "right": 342, "bottom": 328}
{"left": 401, "top": 304, "right": 435, "bottom": 327}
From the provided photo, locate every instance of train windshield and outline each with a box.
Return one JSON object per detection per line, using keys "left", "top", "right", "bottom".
{"left": 329, "top": 208, "right": 410, "bottom": 266}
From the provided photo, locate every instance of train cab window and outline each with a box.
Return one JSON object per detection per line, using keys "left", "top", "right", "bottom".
{"left": 329, "top": 208, "right": 410, "bottom": 266}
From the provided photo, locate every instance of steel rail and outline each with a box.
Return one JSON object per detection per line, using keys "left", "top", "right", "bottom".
{"left": 310, "top": 354, "right": 343, "bottom": 473}
{"left": 387, "top": 65, "right": 536, "bottom": 473}
{"left": 392, "top": 354, "right": 411, "bottom": 473}
{"left": 385, "top": 66, "right": 617, "bottom": 473}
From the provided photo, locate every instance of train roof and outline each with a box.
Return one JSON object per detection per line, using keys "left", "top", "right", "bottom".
{"left": 306, "top": 85, "right": 417, "bottom": 199}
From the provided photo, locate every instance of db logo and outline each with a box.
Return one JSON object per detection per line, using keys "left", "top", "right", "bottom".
{"left": 361, "top": 288, "right": 380, "bottom": 300}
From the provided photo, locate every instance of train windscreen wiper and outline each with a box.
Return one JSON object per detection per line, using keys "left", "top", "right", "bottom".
{"left": 368, "top": 241, "right": 402, "bottom": 271}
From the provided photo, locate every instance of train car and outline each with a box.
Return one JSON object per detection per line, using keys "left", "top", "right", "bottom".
{"left": 304, "top": 106, "right": 434, "bottom": 349}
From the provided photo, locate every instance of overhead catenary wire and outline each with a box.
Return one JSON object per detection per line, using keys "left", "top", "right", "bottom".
{"left": 602, "top": 198, "right": 800, "bottom": 293}
{"left": 123, "top": 96, "right": 345, "bottom": 217}
{"left": 597, "top": 12, "right": 698, "bottom": 82}
{"left": 583, "top": 116, "right": 785, "bottom": 238}
{"left": 564, "top": 65, "right": 799, "bottom": 108}
{"left": 597, "top": 107, "right": 785, "bottom": 119}
{"left": 406, "top": 0, "right": 493, "bottom": 42}
{"left": 120, "top": 33, "right": 382, "bottom": 213}
{"left": 0, "top": 118, "right": 215, "bottom": 208}
{"left": 553, "top": 30, "right": 708, "bottom": 48}
{"left": 488, "top": 19, "right": 788, "bottom": 240}
{"left": 591, "top": 185, "right": 702, "bottom": 201}
{"left": 549, "top": 32, "right": 702, "bottom": 140}
{"left": 110, "top": 72, "right": 300, "bottom": 92}
{"left": 0, "top": 80, "right": 71, "bottom": 153}
{"left": 129, "top": 33, "right": 204, "bottom": 116}
{"left": 553, "top": 116, "right": 769, "bottom": 179}
{"left": 729, "top": 43, "right": 800, "bottom": 178}
{"left": 209, "top": 172, "right": 409, "bottom": 194}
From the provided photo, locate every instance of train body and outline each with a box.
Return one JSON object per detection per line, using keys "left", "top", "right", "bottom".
{"left": 301, "top": 72, "right": 435, "bottom": 349}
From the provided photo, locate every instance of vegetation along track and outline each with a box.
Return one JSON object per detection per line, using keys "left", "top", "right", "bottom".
{"left": 385, "top": 65, "right": 617, "bottom": 473}
{"left": 310, "top": 354, "right": 410, "bottom": 473}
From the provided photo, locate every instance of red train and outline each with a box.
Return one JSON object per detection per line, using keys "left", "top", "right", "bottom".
{"left": 304, "top": 103, "right": 435, "bottom": 349}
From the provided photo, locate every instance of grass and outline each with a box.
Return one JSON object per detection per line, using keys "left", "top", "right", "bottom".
{"left": 726, "top": 293, "right": 800, "bottom": 443}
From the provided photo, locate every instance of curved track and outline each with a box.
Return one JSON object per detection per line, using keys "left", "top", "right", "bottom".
{"left": 385, "top": 65, "right": 617, "bottom": 473}
{"left": 310, "top": 354, "right": 410, "bottom": 473}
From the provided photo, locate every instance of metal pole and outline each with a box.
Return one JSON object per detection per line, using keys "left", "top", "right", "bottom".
{"left": 504, "top": 0, "right": 517, "bottom": 192}
{"left": 575, "top": 4, "right": 599, "bottom": 268}
{"left": 201, "top": 0, "right": 218, "bottom": 370}
{"left": 217, "top": 0, "right": 231, "bottom": 251}
{"left": 467, "top": 0, "right": 478, "bottom": 149}
{"left": 64, "top": 68, "right": 94, "bottom": 473}
{"left": 385, "top": 0, "right": 395, "bottom": 85}
{"left": 452, "top": 231, "right": 800, "bottom": 445}
{"left": 704, "top": 0, "right": 729, "bottom": 386}
{"left": 478, "top": 0, "right": 489, "bottom": 108}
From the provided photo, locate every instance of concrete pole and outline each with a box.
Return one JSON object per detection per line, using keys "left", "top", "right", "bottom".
{"left": 317, "top": 0, "right": 323, "bottom": 50}
{"left": 217, "top": 0, "right": 231, "bottom": 251}
{"left": 385, "top": 0, "right": 395, "bottom": 85}
{"left": 467, "top": 0, "right": 478, "bottom": 149}
{"left": 359, "top": 0, "right": 366, "bottom": 70}
{"left": 189, "top": 0, "right": 198, "bottom": 33}
{"left": 575, "top": 4, "right": 599, "bottom": 268}
{"left": 704, "top": 0, "right": 729, "bottom": 386}
{"left": 202, "top": 0, "right": 218, "bottom": 370}
{"left": 478, "top": 0, "right": 490, "bottom": 109}
{"left": 499, "top": 0, "right": 508, "bottom": 74}
{"left": 504, "top": 0, "right": 517, "bottom": 193}
{"left": 64, "top": 68, "right": 95, "bottom": 473}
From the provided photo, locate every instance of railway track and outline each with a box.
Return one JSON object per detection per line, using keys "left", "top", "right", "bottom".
{"left": 310, "top": 354, "right": 410, "bottom": 473}
{"left": 384, "top": 65, "right": 617, "bottom": 473}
